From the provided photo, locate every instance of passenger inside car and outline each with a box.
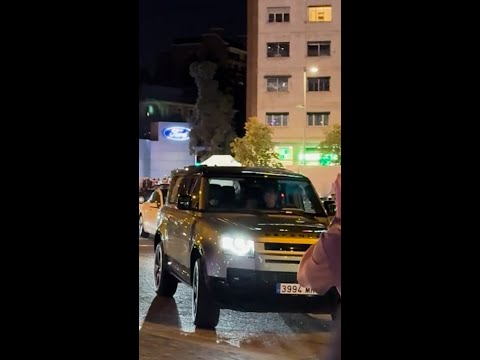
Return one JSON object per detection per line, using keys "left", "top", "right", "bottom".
{"left": 261, "top": 185, "right": 280, "bottom": 209}
{"left": 207, "top": 184, "right": 223, "bottom": 207}
{"left": 221, "top": 186, "right": 236, "bottom": 207}
{"left": 285, "top": 184, "right": 304, "bottom": 209}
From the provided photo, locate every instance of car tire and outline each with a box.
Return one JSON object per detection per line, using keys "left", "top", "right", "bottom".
{"left": 331, "top": 307, "right": 338, "bottom": 320}
{"left": 139, "top": 215, "right": 148, "bottom": 238}
{"left": 192, "top": 257, "right": 220, "bottom": 329}
{"left": 331, "top": 290, "right": 341, "bottom": 320}
{"left": 154, "top": 242, "right": 177, "bottom": 297}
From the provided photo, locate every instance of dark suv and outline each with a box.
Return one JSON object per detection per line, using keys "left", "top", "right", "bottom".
{"left": 154, "top": 166, "right": 339, "bottom": 328}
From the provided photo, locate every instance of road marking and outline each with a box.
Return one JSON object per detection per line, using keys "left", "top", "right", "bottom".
{"left": 139, "top": 244, "right": 151, "bottom": 247}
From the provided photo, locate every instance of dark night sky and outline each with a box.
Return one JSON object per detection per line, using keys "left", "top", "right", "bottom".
{"left": 139, "top": 0, "right": 246, "bottom": 71}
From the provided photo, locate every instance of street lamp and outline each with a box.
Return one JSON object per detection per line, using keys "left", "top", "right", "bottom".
{"left": 297, "top": 66, "right": 318, "bottom": 171}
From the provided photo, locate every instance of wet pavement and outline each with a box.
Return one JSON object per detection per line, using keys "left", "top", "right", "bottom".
{"left": 139, "top": 238, "right": 334, "bottom": 359}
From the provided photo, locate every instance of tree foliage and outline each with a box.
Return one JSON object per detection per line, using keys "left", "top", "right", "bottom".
{"left": 189, "top": 61, "right": 236, "bottom": 160}
{"left": 319, "top": 124, "right": 341, "bottom": 164}
{"left": 230, "top": 117, "right": 282, "bottom": 168}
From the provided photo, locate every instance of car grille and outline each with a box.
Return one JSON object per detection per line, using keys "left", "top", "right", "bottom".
{"left": 262, "top": 232, "right": 320, "bottom": 239}
{"left": 264, "top": 243, "right": 311, "bottom": 251}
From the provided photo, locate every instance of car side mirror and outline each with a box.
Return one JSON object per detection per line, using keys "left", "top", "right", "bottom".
{"left": 139, "top": 196, "right": 145, "bottom": 204}
{"left": 177, "top": 194, "right": 192, "bottom": 210}
{"left": 325, "top": 202, "right": 336, "bottom": 216}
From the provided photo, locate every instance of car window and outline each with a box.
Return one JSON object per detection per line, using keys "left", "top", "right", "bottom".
{"left": 178, "top": 177, "right": 193, "bottom": 197}
{"left": 205, "top": 177, "right": 325, "bottom": 216}
{"left": 141, "top": 189, "right": 153, "bottom": 201}
{"left": 168, "top": 177, "right": 182, "bottom": 204}
{"left": 189, "top": 177, "right": 202, "bottom": 210}
{"left": 151, "top": 191, "right": 161, "bottom": 203}
{"left": 147, "top": 191, "right": 155, "bottom": 202}
{"left": 160, "top": 190, "right": 168, "bottom": 205}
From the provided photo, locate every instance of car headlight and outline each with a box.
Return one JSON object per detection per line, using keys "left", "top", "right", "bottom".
{"left": 221, "top": 236, "right": 255, "bottom": 257}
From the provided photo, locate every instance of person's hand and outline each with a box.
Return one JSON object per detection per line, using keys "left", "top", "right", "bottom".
{"left": 333, "top": 173, "right": 341, "bottom": 218}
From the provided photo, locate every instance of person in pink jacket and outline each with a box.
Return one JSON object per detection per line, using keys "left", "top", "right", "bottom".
{"left": 298, "top": 173, "right": 341, "bottom": 360}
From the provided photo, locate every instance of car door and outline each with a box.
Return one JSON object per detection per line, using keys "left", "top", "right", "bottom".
{"left": 176, "top": 176, "right": 202, "bottom": 277}
{"left": 166, "top": 176, "right": 195, "bottom": 280}
{"left": 162, "top": 176, "right": 183, "bottom": 275}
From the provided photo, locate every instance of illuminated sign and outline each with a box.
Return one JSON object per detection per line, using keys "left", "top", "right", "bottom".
{"left": 275, "top": 146, "right": 293, "bottom": 161}
{"left": 163, "top": 127, "right": 191, "bottom": 141}
{"left": 298, "top": 150, "right": 337, "bottom": 166}
{"left": 298, "top": 153, "right": 321, "bottom": 161}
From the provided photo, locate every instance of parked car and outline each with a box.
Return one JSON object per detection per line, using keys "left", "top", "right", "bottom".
{"left": 139, "top": 185, "right": 160, "bottom": 205}
{"left": 139, "top": 184, "right": 169, "bottom": 237}
{"left": 153, "top": 165, "right": 339, "bottom": 328}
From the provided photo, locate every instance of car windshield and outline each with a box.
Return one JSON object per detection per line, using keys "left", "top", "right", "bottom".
{"left": 139, "top": 185, "right": 163, "bottom": 200}
{"left": 205, "top": 177, "right": 326, "bottom": 217}
{"left": 139, "top": 189, "right": 154, "bottom": 199}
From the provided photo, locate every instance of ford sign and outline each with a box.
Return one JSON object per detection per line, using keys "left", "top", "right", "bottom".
{"left": 163, "top": 127, "right": 191, "bottom": 141}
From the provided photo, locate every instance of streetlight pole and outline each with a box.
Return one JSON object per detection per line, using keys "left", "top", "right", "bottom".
{"left": 298, "top": 66, "right": 318, "bottom": 172}
{"left": 302, "top": 68, "right": 307, "bottom": 168}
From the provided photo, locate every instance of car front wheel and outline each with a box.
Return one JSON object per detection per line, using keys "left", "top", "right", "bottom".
{"left": 192, "top": 258, "right": 220, "bottom": 329}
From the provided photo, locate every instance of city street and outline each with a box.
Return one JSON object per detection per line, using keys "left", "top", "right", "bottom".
{"left": 139, "top": 238, "right": 334, "bottom": 360}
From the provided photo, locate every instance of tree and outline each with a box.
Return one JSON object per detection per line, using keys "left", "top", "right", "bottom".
{"left": 189, "top": 61, "right": 236, "bottom": 160}
{"left": 230, "top": 117, "right": 282, "bottom": 168}
{"left": 319, "top": 124, "right": 341, "bottom": 165}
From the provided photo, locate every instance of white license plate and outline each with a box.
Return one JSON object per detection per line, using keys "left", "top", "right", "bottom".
{"left": 276, "top": 283, "right": 318, "bottom": 295}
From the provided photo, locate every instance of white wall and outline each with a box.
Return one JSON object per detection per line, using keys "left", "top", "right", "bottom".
{"left": 144, "top": 121, "right": 195, "bottom": 180}
{"left": 284, "top": 165, "right": 340, "bottom": 197}
{"left": 139, "top": 140, "right": 151, "bottom": 184}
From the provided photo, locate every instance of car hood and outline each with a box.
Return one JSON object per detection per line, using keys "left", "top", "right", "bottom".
{"left": 200, "top": 212, "right": 327, "bottom": 236}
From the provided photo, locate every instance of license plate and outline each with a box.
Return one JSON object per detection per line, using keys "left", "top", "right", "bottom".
{"left": 276, "top": 283, "right": 318, "bottom": 295}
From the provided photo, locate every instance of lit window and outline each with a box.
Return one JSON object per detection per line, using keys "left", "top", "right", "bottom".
{"left": 307, "top": 41, "right": 331, "bottom": 56}
{"left": 268, "top": 7, "right": 290, "bottom": 23}
{"left": 267, "top": 42, "right": 290, "bottom": 57}
{"left": 266, "top": 77, "right": 289, "bottom": 92}
{"left": 266, "top": 113, "right": 289, "bottom": 126}
{"left": 307, "top": 112, "right": 330, "bottom": 126}
{"left": 308, "top": 6, "right": 332, "bottom": 22}
{"left": 307, "top": 77, "right": 330, "bottom": 91}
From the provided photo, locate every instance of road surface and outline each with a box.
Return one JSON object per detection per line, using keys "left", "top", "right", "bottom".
{"left": 139, "top": 238, "right": 334, "bottom": 359}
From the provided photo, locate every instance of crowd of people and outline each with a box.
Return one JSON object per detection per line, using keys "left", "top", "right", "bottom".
{"left": 139, "top": 176, "right": 170, "bottom": 190}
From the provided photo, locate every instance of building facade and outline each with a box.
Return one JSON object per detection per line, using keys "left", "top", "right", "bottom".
{"left": 247, "top": 0, "right": 341, "bottom": 193}
{"left": 139, "top": 121, "right": 195, "bottom": 183}
{"left": 139, "top": 85, "right": 196, "bottom": 140}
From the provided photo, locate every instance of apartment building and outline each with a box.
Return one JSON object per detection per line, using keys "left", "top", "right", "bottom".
{"left": 247, "top": 0, "right": 340, "bottom": 179}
